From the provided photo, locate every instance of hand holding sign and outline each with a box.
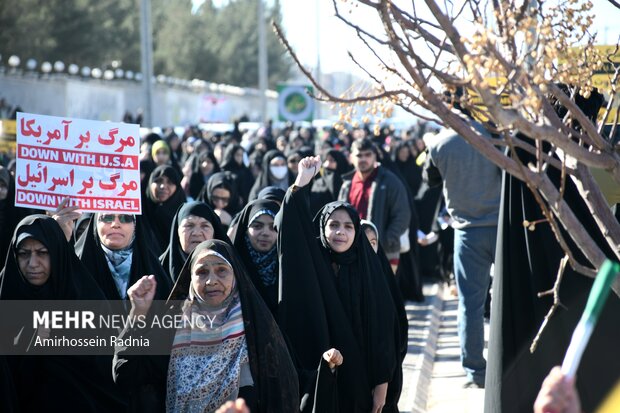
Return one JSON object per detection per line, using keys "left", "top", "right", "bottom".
{"left": 49, "top": 197, "right": 82, "bottom": 241}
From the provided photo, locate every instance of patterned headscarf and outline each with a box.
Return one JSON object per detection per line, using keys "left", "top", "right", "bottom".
{"left": 166, "top": 245, "right": 247, "bottom": 412}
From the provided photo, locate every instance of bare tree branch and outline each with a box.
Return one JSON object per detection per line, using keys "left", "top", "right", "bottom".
{"left": 530, "top": 255, "right": 569, "bottom": 353}
{"left": 272, "top": 21, "right": 407, "bottom": 104}
{"left": 605, "top": 0, "right": 620, "bottom": 10}
{"left": 274, "top": 0, "right": 620, "bottom": 299}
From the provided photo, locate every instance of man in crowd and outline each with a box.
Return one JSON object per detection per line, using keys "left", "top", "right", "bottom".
{"left": 423, "top": 96, "right": 501, "bottom": 389}
{"left": 339, "top": 137, "right": 410, "bottom": 272}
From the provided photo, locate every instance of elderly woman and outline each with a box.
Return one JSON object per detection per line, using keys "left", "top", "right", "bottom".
{"left": 277, "top": 156, "right": 397, "bottom": 413}
{"left": 0, "top": 215, "right": 125, "bottom": 411}
{"left": 232, "top": 199, "right": 280, "bottom": 316}
{"left": 160, "top": 201, "right": 231, "bottom": 282}
{"left": 144, "top": 165, "right": 187, "bottom": 255}
{"left": 75, "top": 213, "right": 172, "bottom": 302}
{"left": 113, "top": 239, "right": 299, "bottom": 412}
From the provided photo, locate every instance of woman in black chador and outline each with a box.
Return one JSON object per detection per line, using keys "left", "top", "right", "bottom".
{"left": 484, "top": 87, "right": 620, "bottom": 413}
{"left": 0, "top": 215, "right": 125, "bottom": 411}
{"left": 232, "top": 199, "right": 280, "bottom": 316}
{"left": 389, "top": 141, "right": 424, "bottom": 302}
{"left": 248, "top": 149, "right": 293, "bottom": 201}
{"left": 360, "top": 220, "right": 409, "bottom": 413}
{"left": 75, "top": 213, "right": 172, "bottom": 303}
{"left": 197, "top": 171, "right": 242, "bottom": 228}
{"left": 309, "top": 148, "right": 351, "bottom": 216}
{"left": 221, "top": 144, "right": 254, "bottom": 204}
{"left": 113, "top": 239, "right": 299, "bottom": 412}
{"left": 277, "top": 156, "right": 397, "bottom": 413}
{"left": 143, "top": 165, "right": 187, "bottom": 255}
{"left": 159, "top": 201, "right": 231, "bottom": 282}
{"left": 187, "top": 151, "right": 221, "bottom": 200}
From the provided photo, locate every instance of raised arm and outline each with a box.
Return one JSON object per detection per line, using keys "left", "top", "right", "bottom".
{"left": 293, "top": 156, "right": 322, "bottom": 189}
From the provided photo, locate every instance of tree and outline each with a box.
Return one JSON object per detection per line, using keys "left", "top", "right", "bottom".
{"left": 0, "top": 0, "right": 292, "bottom": 87}
{"left": 275, "top": 0, "right": 620, "bottom": 295}
{"left": 0, "top": 0, "right": 139, "bottom": 71}
{"left": 276, "top": 2, "right": 620, "bottom": 411}
{"left": 198, "top": 0, "right": 293, "bottom": 88}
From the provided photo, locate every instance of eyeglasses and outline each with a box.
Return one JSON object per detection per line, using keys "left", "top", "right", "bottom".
{"left": 98, "top": 214, "right": 135, "bottom": 224}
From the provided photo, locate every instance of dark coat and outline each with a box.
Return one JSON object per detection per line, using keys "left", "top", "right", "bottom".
{"left": 277, "top": 188, "right": 397, "bottom": 412}
{"left": 339, "top": 166, "right": 411, "bottom": 255}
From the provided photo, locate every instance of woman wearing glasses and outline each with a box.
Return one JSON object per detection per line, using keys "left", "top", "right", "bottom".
{"left": 198, "top": 171, "right": 241, "bottom": 229}
{"left": 75, "top": 212, "right": 172, "bottom": 303}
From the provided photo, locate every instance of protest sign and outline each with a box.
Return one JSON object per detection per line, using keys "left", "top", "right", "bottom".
{"left": 15, "top": 113, "right": 141, "bottom": 214}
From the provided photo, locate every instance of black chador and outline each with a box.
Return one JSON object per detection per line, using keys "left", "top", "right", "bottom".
{"left": 278, "top": 186, "right": 397, "bottom": 412}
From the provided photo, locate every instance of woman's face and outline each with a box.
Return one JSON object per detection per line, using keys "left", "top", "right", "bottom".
{"left": 269, "top": 157, "right": 287, "bottom": 168}
{"left": 276, "top": 138, "right": 287, "bottom": 152}
{"left": 0, "top": 181, "right": 8, "bottom": 201}
{"left": 415, "top": 139, "right": 426, "bottom": 152}
{"left": 16, "top": 238, "right": 51, "bottom": 286}
{"left": 169, "top": 136, "right": 180, "bottom": 151}
{"left": 214, "top": 145, "right": 224, "bottom": 164}
{"left": 269, "top": 157, "right": 288, "bottom": 180}
{"left": 291, "top": 137, "right": 303, "bottom": 149}
{"left": 150, "top": 175, "right": 177, "bottom": 202}
{"left": 211, "top": 187, "right": 231, "bottom": 210}
{"left": 154, "top": 149, "right": 170, "bottom": 165}
{"left": 140, "top": 142, "right": 151, "bottom": 159}
{"left": 97, "top": 214, "right": 136, "bottom": 250}
{"left": 287, "top": 155, "right": 301, "bottom": 174}
{"left": 323, "top": 154, "right": 337, "bottom": 171}
{"left": 191, "top": 253, "right": 235, "bottom": 306}
{"left": 324, "top": 208, "right": 356, "bottom": 253}
{"left": 397, "top": 146, "right": 410, "bottom": 163}
{"left": 200, "top": 157, "right": 215, "bottom": 176}
{"left": 234, "top": 149, "right": 244, "bottom": 166}
{"left": 178, "top": 215, "right": 214, "bottom": 254}
{"left": 247, "top": 214, "right": 277, "bottom": 252}
{"left": 364, "top": 227, "right": 379, "bottom": 253}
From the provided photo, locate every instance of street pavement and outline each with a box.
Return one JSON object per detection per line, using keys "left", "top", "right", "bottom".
{"left": 398, "top": 282, "right": 488, "bottom": 413}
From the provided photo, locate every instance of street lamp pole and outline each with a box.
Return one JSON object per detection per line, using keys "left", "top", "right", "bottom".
{"left": 140, "top": 0, "right": 154, "bottom": 127}
{"left": 315, "top": 0, "right": 321, "bottom": 120}
{"left": 258, "top": 0, "right": 268, "bottom": 123}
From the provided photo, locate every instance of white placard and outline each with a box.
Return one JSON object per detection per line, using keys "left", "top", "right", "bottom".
{"left": 15, "top": 112, "right": 141, "bottom": 214}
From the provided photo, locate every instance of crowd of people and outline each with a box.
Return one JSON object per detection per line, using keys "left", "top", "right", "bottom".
{"left": 2, "top": 92, "right": 619, "bottom": 412}
{"left": 0, "top": 120, "right": 447, "bottom": 412}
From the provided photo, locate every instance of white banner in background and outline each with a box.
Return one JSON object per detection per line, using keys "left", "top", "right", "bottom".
{"left": 15, "top": 112, "right": 141, "bottom": 214}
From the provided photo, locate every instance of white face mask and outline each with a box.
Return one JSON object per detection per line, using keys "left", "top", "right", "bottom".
{"left": 269, "top": 165, "right": 288, "bottom": 180}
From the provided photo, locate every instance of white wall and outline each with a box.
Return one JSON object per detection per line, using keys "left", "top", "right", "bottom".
{"left": 0, "top": 73, "right": 278, "bottom": 126}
